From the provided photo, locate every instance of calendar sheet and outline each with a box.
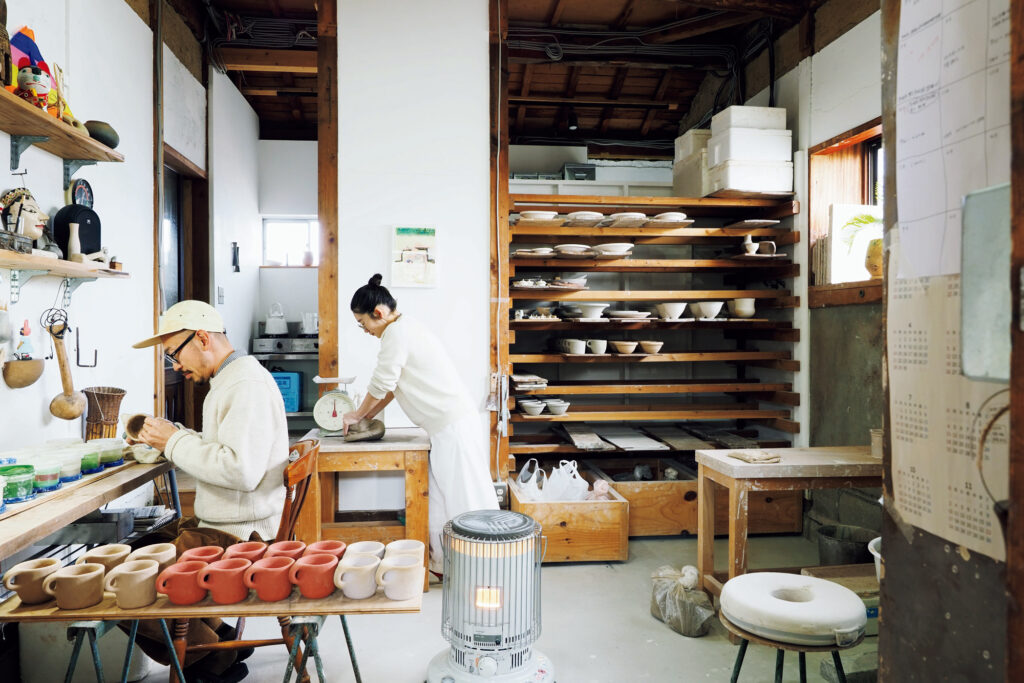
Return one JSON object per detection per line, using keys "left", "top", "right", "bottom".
{"left": 894, "top": 0, "right": 1010, "bottom": 278}
{"left": 887, "top": 274, "right": 1008, "bottom": 560}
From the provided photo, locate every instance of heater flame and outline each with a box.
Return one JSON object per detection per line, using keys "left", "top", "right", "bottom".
{"left": 475, "top": 586, "right": 502, "bottom": 610}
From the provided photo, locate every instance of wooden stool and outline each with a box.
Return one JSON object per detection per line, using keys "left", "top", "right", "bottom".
{"left": 720, "top": 613, "right": 863, "bottom": 683}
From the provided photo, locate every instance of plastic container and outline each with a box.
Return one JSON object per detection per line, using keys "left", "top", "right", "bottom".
{"left": 88, "top": 438, "right": 126, "bottom": 468}
{"left": 710, "top": 105, "right": 787, "bottom": 135}
{"left": 707, "top": 159, "right": 793, "bottom": 195}
{"left": 674, "top": 128, "right": 711, "bottom": 162}
{"left": 868, "top": 536, "right": 882, "bottom": 582}
{"left": 0, "top": 465, "right": 36, "bottom": 503}
{"left": 271, "top": 372, "right": 302, "bottom": 413}
{"left": 0, "top": 475, "right": 5, "bottom": 513}
{"left": 79, "top": 445, "right": 103, "bottom": 475}
{"left": 707, "top": 128, "right": 792, "bottom": 166}
{"left": 56, "top": 449, "right": 83, "bottom": 483}
{"left": 672, "top": 150, "right": 711, "bottom": 198}
{"left": 32, "top": 460, "right": 62, "bottom": 493}
{"left": 817, "top": 524, "right": 876, "bottom": 565}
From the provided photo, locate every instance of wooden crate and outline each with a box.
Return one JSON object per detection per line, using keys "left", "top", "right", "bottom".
{"left": 585, "top": 458, "right": 802, "bottom": 537}
{"left": 508, "top": 472, "right": 629, "bottom": 563}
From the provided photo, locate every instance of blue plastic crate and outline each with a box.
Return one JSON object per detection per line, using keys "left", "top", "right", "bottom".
{"left": 272, "top": 372, "right": 302, "bottom": 413}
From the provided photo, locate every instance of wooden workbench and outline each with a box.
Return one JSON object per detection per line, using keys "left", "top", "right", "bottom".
{"left": 0, "top": 461, "right": 173, "bottom": 561}
{"left": 695, "top": 446, "right": 882, "bottom": 597}
{"left": 296, "top": 428, "right": 431, "bottom": 588}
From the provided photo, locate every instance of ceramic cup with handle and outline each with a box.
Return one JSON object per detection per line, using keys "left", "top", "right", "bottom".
{"left": 344, "top": 541, "right": 385, "bottom": 559}
{"left": 76, "top": 543, "right": 131, "bottom": 573}
{"left": 178, "top": 545, "right": 224, "bottom": 564}
{"left": 756, "top": 240, "right": 776, "bottom": 255}
{"left": 103, "top": 559, "right": 159, "bottom": 609}
{"left": 244, "top": 556, "right": 295, "bottom": 602}
{"left": 43, "top": 563, "right": 105, "bottom": 610}
{"left": 265, "top": 540, "right": 307, "bottom": 561}
{"left": 223, "top": 541, "right": 268, "bottom": 563}
{"left": 156, "top": 560, "right": 209, "bottom": 605}
{"left": 586, "top": 339, "right": 607, "bottom": 354}
{"left": 334, "top": 554, "right": 380, "bottom": 600}
{"left": 304, "top": 540, "right": 347, "bottom": 560}
{"left": 289, "top": 553, "right": 339, "bottom": 599}
{"left": 198, "top": 558, "right": 252, "bottom": 605}
{"left": 3, "top": 557, "right": 61, "bottom": 604}
{"left": 384, "top": 539, "right": 425, "bottom": 562}
{"left": 374, "top": 554, "right": 425, "bottom": 601}
{"left": 126, "top": 543, "right": 177, "bottom": 573}
{"left": 564, "top": 339, "right": 586, "bottom": 354}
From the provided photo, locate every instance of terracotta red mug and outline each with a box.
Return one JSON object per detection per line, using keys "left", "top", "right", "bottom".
{"left": 303, "top": 540, "right": 347, "bottom": 560}
{"left": 244, "top": 556, "right": 295, "bottom": 602}
{"left": 288, "top": 553, "right": 338, "bottom": 599}
{"left": 156, "top": 561, "right": 209, "bottom": 605}
{"left": 266, "top": 540, "right": 306, "bottom": 561}
{"left": 223, "top": 541, "right": 268, "bottom": 563}
{"left": 178, "top": 546, "right": 224, "bottom": 564}
{"left": 197, "top": 558, "right": 252, "bottom": 605}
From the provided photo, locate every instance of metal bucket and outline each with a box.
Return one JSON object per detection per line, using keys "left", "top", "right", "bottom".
{"left": 816, "top": 524, "right": 876, "bottom": 565}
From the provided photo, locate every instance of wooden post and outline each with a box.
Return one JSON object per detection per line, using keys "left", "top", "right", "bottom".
{"left": 697, "top": 463, "right": 715, "bottom": 590}
{"left": 317, "top": 0, "right": 339, "bottom": 387}
{"left": 728, "top": 481, "right": 749, "bottom": 580}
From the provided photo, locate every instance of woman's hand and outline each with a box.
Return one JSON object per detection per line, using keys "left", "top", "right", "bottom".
{"left": 137, "top": 417, "right": 178, "bottom": 453}
{"left": 341, "top": 411, "right": 364, "bottom": 435}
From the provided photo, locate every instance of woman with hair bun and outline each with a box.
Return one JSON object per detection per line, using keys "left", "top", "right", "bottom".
{"left": 343, "top": 274, "right": 498, "bottom": 572}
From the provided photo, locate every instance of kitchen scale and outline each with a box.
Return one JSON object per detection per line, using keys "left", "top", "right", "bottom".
{"left": 312, "top": 375, "right": 357, "bottom": 436}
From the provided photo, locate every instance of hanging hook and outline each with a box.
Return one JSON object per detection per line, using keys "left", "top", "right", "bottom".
{"left": 75, "top": 326, "right": 97, "bottom": 367}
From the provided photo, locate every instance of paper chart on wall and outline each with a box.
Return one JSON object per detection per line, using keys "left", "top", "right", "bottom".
{"left": 894, "top": 0, "right": 1010, "bottom": 279}
{"left": 887, "top": 274, "right": 1008, "bottom": 561}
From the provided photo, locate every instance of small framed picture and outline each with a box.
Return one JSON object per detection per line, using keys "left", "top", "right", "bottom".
{"left": 391, "top": 226, "right": 438, "bottom": 288}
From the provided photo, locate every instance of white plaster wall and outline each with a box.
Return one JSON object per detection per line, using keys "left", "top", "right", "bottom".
{"left": 208, "top": 69, "right": 261, "bottom": 355}
{"left": 258, "top": 140, "right": 317, "bottom": 216}
{"left": 0, "top": 0, "right": 157, "bottom": 445}
{"left": 257, "top": 267, "right": 317, "bottom": 330}
{"left": 163, "top": 45, "right": 207, "bottom": 171}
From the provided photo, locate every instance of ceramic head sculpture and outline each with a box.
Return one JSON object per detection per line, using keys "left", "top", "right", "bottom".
{"left": 0, "top": 189, "right": 48, "bottom": 241}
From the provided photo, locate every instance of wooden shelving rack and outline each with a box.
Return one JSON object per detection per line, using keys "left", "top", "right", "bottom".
{"left": 494, "top": 193, "right": 802, "bottom": 478}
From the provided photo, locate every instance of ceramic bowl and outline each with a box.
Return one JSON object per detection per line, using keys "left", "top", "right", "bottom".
{"left": 541, "top": 398, "right": 563, "bottom": 406}
{"left": 655, "top": 303, "right": 687, "bottom": 319}
{"left": 554, "top": 243, "right": 591, "bottom": 252}
{"left": 520, "top": 211, "right": 558, "bottom": 220}
{"left": 610, "top": 341, "right": 639, "bottom": 354}
{"left": 567, "top": 211, "right": 603, "bottom": 220}
{"left": 577, "top": 303, "right": 608, "bottom": 318}
{"left": 639, "top": 341, "right": 664, "bottom": 354}
{"left": 609, "top": 212, "right": 646, "bottom": 220}
{"left": 593, "top": 243, "right": 634, "bottom": 254}
{"left": 546, "top": 402, "right": 570, "bottom": 415}
{"left": 519, "top": 402, "right": 545, "bottom": 416}
{"left": 653, "top": 211, "right": 688, "bottom": 221}
{"left": 728, "top": 298, "right": 756, "bottom": 318}
{"left": 693, "top": 301, "right": 724, "bottom": 319}
{"left": 530, "top": 247, "right": 554, "bottom": 255}
{"left": 559, "top": 276, "right": 587, "bottom": 287}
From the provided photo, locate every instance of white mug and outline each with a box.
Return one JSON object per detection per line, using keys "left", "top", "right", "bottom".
{"left": 345, "top": 541, "right": 385, "bottom": 559}
{"left": 374, "top": 555, "right": 424, "bottom": 601}
{"left": 728, "top": 298, "right": 756, "bottom": 318}
{"left": 564, "top": 339, "right": 586, "bottom": 354}
{"left": 586, "top": 339, "right": 607, "bottom": 354}
{"left": 384, "top": 539, "right": 425, "bottom": 562}
{"left": 334, "top": 554, "right": 380, "bottom": 600}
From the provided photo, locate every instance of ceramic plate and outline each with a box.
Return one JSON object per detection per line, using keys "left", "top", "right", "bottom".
{"left": 606, "top": 311, "right": 652, "bottom": 319}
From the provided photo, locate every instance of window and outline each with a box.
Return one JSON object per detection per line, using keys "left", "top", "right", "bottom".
{"left": 263, "top": 218, "right": 319, "bottom": 266}
{"left": 809, "top": 119, "right": 884, "bottom": 290}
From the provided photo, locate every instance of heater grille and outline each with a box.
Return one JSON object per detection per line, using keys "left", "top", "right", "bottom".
{"left": 441, "top": 510, "right": 542, "bottom": 661}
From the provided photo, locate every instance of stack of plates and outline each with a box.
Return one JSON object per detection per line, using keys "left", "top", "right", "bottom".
{"left": 554, "top": 244, "right": 594, "bottom": 259}
{"left": 606, "top": 310, "right": 651, "bottom": 319}
{"left": 593, "top": 242, "right": 633, "bottom": 258}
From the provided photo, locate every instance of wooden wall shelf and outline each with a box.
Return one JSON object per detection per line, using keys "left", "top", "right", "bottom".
{"left": 511, "top": 258, "right": 799, "bottom": 276}
{"left": 0, "top": 251, "right": 129, "bottom": 279}
{"left": 509, "top": 289, "right": 792, "bottom": 302}
{"left": 0, "top": 88, "right": 124, "bottom": 164}
{"left": 515, "top": 380, "right": 792, "bottom": 396}
{"left": 511, "top": 351, "right": 795, "bottom": 364}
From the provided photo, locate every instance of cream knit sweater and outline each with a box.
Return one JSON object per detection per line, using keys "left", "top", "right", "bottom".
{"left": 164, "top": 356, "right": 289, "bottom": 540}
{"left": 367, "top": 316, "right": 475, "bottom": 436}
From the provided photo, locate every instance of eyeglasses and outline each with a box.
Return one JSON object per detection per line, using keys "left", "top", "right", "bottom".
{"left": 165, "top": 331, "right": 196, "bottom": 365}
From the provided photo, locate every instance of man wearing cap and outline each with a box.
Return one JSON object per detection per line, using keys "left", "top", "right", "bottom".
{"left": 129, "top": 300, "right": 288, "bottom": 681}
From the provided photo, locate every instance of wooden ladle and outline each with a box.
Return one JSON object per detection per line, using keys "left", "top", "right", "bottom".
{"left": 48, "top": 321, "right": 86, "bottom": 420}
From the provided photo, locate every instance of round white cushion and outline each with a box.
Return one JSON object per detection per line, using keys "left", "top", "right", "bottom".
{"left": 720, "top": 572, "right": 867, "bottom": 647}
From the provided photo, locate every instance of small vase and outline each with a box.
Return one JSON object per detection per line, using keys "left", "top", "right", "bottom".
{"left": 67, "top": 222, "right": 81, "bottom": 258}
{"left": 865, "top": 238, "right": 884, "bottom": 279}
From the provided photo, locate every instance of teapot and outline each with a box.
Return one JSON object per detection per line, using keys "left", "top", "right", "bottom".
{"left": 265, "top": 303, "right": 288, "bottom": 336}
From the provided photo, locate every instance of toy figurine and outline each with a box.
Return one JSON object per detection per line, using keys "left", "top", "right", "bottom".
{"left": 15, "top": 320, "right": 34, "bottom": 360}
{"left": 0, "top": 188, "right": 48, "bottom": 241}
{"left": 0, "top": 3, "right": 12, "bottom": 87}
{"left": 6, "top": 27, "right": 74, "bottom": 121}
{"left": 8, "top": 63, "right": 49, "bottom": 109}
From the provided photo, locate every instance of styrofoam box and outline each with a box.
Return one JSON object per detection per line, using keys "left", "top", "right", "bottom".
{"left": 674, "top": 128, "right": 710, "bottom": 162}
{"left": 672, "top": 149, "right": 711, "bottom": 198}
{"left": 708, "top": 159, "right": 793, "bottom": 195}
{"left": 710, "top": 105, "right": 787, "bottom": 135}
{"left": 708, "top": 128, "right": 792, "bottom": 166}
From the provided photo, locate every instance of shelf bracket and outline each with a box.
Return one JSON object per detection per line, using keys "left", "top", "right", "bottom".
{"left": 62, "top": 277, "right": 95, "bottom": 308}
{"left": 10, "top": 135, "right": 49, "bottom": 170}
{"left": 64, "top": 159, "right": 97, "bottom": 190}
{"left": 8, "top": 268, "right": 47, "bottom": 304}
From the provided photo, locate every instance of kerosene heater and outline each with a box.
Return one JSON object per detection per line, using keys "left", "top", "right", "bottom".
{"left": 427, "top": 510, "right": 553, "bottom": 682}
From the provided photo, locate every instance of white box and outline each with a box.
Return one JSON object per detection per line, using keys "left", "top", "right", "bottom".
{"left": 674, "top": 128, "right": 711, "bottom": 162}
{"left": 710, "top": 105, "right": 787, "bottom": 135}
{"left": 707, "top": 128, "right": 792, "bottom": 166}
{"left": 707, "top": 159, "right": 793, "bottom": 195}
{"left": 672, "top": 150, "right": 711, "bottom": 198}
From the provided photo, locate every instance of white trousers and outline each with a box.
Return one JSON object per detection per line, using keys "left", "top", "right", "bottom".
{"left": 427, "top": 414, "right": 499, "bottom": 572}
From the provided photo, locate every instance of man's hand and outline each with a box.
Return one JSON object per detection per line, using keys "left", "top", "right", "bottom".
{"left": 341, "top": 411, "right": 363, "bottom": 435}
{"left": 137, "top": 417, "right": 179, "bottom": 453}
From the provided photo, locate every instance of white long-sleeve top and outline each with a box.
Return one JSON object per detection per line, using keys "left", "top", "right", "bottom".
{"left": 164, "top": 355, "right": 289, "bottom": 540}
{"left": 367, "top": 316, "right": 476, "bottom": 435}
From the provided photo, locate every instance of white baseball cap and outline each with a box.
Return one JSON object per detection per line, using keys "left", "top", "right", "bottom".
{"left": 132, "top": 300, "right": 225, "bottom": 349}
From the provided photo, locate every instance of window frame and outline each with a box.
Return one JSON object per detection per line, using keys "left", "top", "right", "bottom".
{"left": 261, "top": 217, "right": 320, "bottom": 267}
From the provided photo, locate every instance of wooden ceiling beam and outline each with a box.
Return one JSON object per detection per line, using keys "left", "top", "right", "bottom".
{"left": 655, "top": 0, "right": 806, "bottom": 20}
{"left": 516, "top": 63, "right": 534, "bottom": 129}
{"left": 612, "top": 0, "right": 638, "bottom": 31}
{"left": 508, "top": 52, "right": 722, "bottom": 70}
{"left": 547, "top": 0, "right": 568, "bottom": 27}
{"left": 646, "top": 11, "right": 760, "bottom": 43}
{"left": 242, "top": 87, "right": 317, "bottom": 96}
{"left": 565, "top": 66, "right": 581, "bottom": 98}
{"left": 641, "top": 71, "right": 673, "bottom": 135}
{"left": 510, "top": 94, "right": 679, "bottom": 109}
{"left": 597, "top": 67, "right": 629, "bottom": 135}
{"left": 217, "top": 47, "right": 317, "bottom": 73}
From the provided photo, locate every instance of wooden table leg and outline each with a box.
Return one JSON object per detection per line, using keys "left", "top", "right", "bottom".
{"left": 728, "top": 481, "right": 750, "bottom": 581}
{"left": 169, "top": 618, "right": 189, "bottom": 683}
{"left": 697, "top": 464, "right": 715, "bottom": 591}
{"left": 403, "top": 449, "right": 430, "bottom": 591}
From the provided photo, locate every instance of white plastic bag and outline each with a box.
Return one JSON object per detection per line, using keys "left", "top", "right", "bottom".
{"left": 516, "top": 458, "right": 547, "bottom": 502}
{"left": 542, "top": 460, "right": 590, "bottom": 501}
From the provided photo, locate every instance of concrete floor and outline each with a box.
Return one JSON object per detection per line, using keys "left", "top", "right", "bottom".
{"left": 139, "top": 535, "right": 878, "bottom": 682}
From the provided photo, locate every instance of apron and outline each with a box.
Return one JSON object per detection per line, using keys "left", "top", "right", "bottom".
{"left": 427, "top": 413, "right": 500, "bottom": 572}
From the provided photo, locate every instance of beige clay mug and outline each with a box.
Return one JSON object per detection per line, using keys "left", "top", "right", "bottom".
{"left": 344, "top": 541, "right": 385, "bottom": 559}
{"left": 756, "top": 240, "right": 777, "bottom": 255}
{"left": 374, "top": 554, "right": 425, "bottom": 601}
{"left": 76, "top": 544, "right": 131, "bottom": 573}
{"left": 3, "top": 558, "right": 61, "bottom": 604}
{"left": 124, "top": 413, "right": 152, "bottom": 441}
{"left": 384, "top": 539, "right": 425, "bottom": 562}
{"left": 333, "top": 554, "right": 380, "bottom": 600}
{"left": 43, "top": 563, "right": 106, "bottom": 610}
{"left": 104, "top": 559, "right": 159, "bottom": 609}
{"left": 126, "top": 543, "right": 177, "bottom": 573}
